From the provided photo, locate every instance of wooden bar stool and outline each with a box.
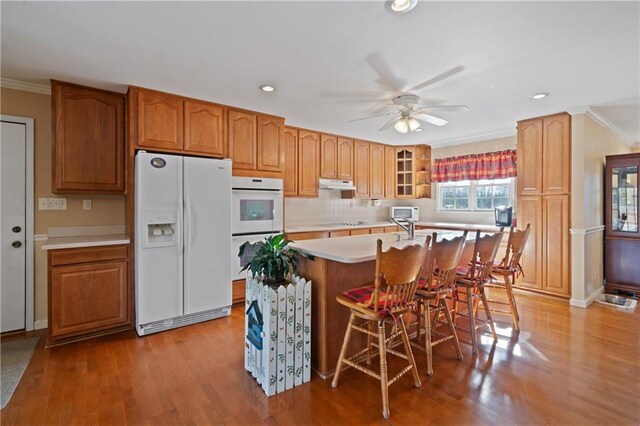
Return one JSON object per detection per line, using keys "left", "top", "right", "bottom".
{"left": 412, "top": 231, "right": 468, "bottom": 376}
{"left": 453, "top": 229, "right": 504, "bottom": 354}
{"left": 485, "top": 224, "right": 531, "bottom": 331}
{"left": 332, "top": 237, "right": 431, "bottom": 419}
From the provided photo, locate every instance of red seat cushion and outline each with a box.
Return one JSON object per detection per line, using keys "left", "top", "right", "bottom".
{"left": 343, "top": 285, "right": 387, "bottom": 307}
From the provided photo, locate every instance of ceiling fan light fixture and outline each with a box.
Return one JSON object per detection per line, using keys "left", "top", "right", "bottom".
{"left": 408, "top": 118, "right": 421, "bottom": 131}
{"left": 394, "top": 118, "right": 409, "bottom": 133}
{"left": 388, "top": 0, "right": 417, "bottom": 14}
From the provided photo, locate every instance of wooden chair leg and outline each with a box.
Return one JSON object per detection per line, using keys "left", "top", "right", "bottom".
{"left": 366, "top": 321, "right": 373, "bottom": 365}
{"left": 398, "top": 315, "right": 422, "bottom": 388}
{"left": 467, "top": 290, "right": 478, "bottom": 354}
{"left": 441, "top": 297, "right": 463, "bottom": 361}
{"left": 504, "top": 274, "right": 520, "bottom": 330}
{"left": 378, "top": 321, "right": 390, "bottom": 419}
{"left": 480, "top": 286, "right": 498, "bottom": 341}
{"left": 332, "top": 312, "right": 355, "bottom": 388}
{"left": 423, "top": 301, "right": 433, "bottom": 376}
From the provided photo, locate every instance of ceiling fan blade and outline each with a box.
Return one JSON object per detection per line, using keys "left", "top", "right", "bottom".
{"left": 415, "top": 113, "right": 449, "bottom": 127}
{"left": 409, "top": 65, "right": 465, "bottom": 92}
{"left": 418, "top": 104, "right": 470, "bottom": 112}
{"left": 320, "top": 89, "right": 388, "bottom": 99}
{"left": 365, "top": 52, "right": 407, "bottom": 93}
{"left": 380, "top": 116, "right": 401, "bottom": 131}
{"left": 369, "top": 101, "right": 395, "bottom": 115}
{"left": 348, "top": 111, "right": 398, "bottom": 123}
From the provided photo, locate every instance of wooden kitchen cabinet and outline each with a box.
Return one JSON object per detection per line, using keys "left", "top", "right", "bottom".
{"left": 369, "top": 143, "right": 385, "bottom": 198}
{"left": 542, "top": 113, "right": 571, "bottom": 195}
{"left": 184, "top": 100, "right": 226, "bottom": 157}
{"left": 283, "top": 126, "right": 299, "bottom": 196}
{"left": 286, "top": 231, "right": 329, "bottom": 241}
{"left": 320, "top": 134, "right": 338, "bottom": 179}
{"left": 48, "top": 245, "right": 130, "bottom": 344}
{"left": 516, "top": 112, "right": 571, "bottom": 297}
{"left": 384, "top": 145, "right": 396, "bottom": 198}
{"left": 337, "top": 137, "right": 354, "bottom": 180}
{"left": 52, "top": 80, "right": 125, "bottom": 193}
{"left": 395, "top": 147, "right": 415, "bottom": 198}
{"left": 137, "top": 89, "right": 184, "bottom": 151}
{"left": 298, "top": 130, "right": 320, "bottom": 197}
{"left": 257, "top": 115, "right": 285, "bottom": 172}
{"left": 228, "top": 109, "right": 257, "bottom": 171}
{"left": 329, "top": 230, "right": 350, "bottom": 238}
{"left": 350, "top": 228, "right": 371, "bottom": 236}
{"left": 354, "top": 140, "right": 370, "bottom": 198}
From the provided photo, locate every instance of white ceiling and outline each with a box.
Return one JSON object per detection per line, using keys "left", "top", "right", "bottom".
{"left": 1, "top": 1, "right": 639, "bottom": 146}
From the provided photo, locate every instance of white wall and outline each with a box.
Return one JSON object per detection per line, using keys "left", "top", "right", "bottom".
{"left": 570, "top": 112, "right": 633, "bottom": 307}
{"left": 407, "top": 136, "right": 517, "bottom": 225}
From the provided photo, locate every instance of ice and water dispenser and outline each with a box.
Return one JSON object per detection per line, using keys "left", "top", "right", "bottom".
{"left": 142, "top": 210, "right": 179, "bottom": 247}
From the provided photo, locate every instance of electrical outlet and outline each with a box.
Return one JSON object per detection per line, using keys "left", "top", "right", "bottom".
{"left": 38, "top": 198, "right": 47, "bottom": 210}
{"left": 46, "top": 198, "right": 55, "bottom": 209}
{"left": 38, "top": 197, "right": 67, "bottom": 210}
{"left": 83, "top": 199, "right": 92, "bottom": 210}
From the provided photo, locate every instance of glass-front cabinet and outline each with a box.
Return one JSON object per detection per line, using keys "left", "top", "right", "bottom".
{"left": 605, "top": 153, "right": 640, "bottom": 294}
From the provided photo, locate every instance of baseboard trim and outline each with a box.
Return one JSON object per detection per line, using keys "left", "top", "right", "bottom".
{"left": 570, "top": 286, "right": 605, "bottom": 308}
{"left": 34, "top": 320, "right": 48, "bottom": 330}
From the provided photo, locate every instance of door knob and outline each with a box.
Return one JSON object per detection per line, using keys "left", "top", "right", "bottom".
{"left": 12, "top": 241, "right": 22, "bottom": 248}
{"left": 12, "top": 226, "right": 21, "bottom": 233}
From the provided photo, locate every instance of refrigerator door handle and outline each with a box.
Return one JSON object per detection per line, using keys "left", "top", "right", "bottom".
{"left": 184, "top": 198, "right": 194, "bottom": 255}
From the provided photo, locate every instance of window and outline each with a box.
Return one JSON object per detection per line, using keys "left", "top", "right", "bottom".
{"left": 439, "top": 178, "right": 515, "bottom": 212}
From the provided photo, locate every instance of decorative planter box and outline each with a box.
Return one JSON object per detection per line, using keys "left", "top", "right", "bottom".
{"left": 244, "top": 274, "right": 312, "bottom": 396}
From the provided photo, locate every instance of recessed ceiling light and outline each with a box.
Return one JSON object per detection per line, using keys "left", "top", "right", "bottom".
{"left": 387, "top": 0, "right": 418, "bottom": 14}
{"left": 530, "top": 92, "right": 549, "bottom": 100}
{"left": 259, "top": 85, "right": 275, "bottom": 93}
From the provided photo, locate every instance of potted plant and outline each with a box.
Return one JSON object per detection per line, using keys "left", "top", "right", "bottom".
{"left": 238, "top": 234, "right": 313, "bottom": 286}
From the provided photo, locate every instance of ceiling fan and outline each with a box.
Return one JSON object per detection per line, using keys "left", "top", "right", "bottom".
{"left": 341, "top": 53, "right": 470, "bottom": 133}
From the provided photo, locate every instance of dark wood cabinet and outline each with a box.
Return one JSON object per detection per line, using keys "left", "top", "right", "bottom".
{"left": 48, "top": 245, "right": 130, "bottom": 344}
{"left": 605, "top": 153, "right": 640, "bottom": 294}
{"left": 52, "top": 80, "right": 125, "bottom": 193}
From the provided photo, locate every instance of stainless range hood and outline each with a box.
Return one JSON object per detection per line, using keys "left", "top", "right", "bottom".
{"left": 319, "top": 178, "right": 356, "bottom": 190}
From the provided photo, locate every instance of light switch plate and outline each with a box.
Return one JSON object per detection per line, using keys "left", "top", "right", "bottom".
{"left": 38, "top": 197, "right": 67, "bottom": 210}
{"left": 83, "top": 199, "right": 92, "bottom": 210}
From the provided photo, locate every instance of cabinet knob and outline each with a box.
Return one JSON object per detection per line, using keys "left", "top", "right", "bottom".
{"left": 12, "top": 241, "right": 22, "bottom": 248}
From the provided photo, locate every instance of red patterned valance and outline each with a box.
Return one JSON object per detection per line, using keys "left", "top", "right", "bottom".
{"left": 432, "top": 150, "right": 517, "bottom": 182}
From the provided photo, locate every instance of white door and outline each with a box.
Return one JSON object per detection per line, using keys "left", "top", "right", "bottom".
{"left": 135, "top": 152, "right": 183, "bottom": 327}
{"left": 183, "top": 157, "right": 232, "bottom": 314}
{"left": 1, "top": 121, "right": 26, "bottom": 332}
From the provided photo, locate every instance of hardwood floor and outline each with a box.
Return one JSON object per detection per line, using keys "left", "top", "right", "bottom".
{"left": 2, "top": 292, "right": 639, "bottom": 425}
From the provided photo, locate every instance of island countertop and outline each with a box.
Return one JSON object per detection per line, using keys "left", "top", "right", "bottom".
{"left": 292, "top": 229, "right": 475, "bottom": 263}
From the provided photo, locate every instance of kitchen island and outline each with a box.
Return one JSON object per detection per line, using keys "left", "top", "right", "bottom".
{"left": 293, "top": 229, "right": 472, "bottom": 378}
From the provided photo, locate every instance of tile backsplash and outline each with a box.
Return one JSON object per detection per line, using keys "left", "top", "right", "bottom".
{"left": 285, "top": 191, "right": 401, "bottom": 225}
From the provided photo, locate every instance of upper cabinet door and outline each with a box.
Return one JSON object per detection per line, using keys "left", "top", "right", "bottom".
{"left": 257, "top": 115, "right": 284, "bottom": 172}
{"left": 228, "top": 109, "right": 257, "bottom": 170}
{"left": 517, "top": 118, "right": 543, "bottom": 196}
{"left": 354, "top": 140, "right": 370, "bottom": 198}
{"left": 137, "top": 90, "right": 184, "bottom": 151}
{"left": 337, "top": 137, "right": 354, "bottom": 180}
{"left": 52, "top": 81, "right": 125, "bottom": 193}
{"left": 384, "top": 145, "right": 395, "bottom": 199}
{"left": 298, "top": 130, "right": 320, "bottom": 197}
{"left": 542, "top": 113, "right": 571, "bottom": 195}
{"left": 283, "top": 127, "right": 299, "bottom": 196}
{"left": 320, "top": 134, "right": 338, "bottom": 179}
{"left": 184, "top": 101, "right": 226, "bottom": 157}
{"left": 369, "top": 143, "right": 385, "bottom": 198}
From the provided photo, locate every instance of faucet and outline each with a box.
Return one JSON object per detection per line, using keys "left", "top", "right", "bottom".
{"left": 390, "top": 217, "right": 416, "bottom": 240}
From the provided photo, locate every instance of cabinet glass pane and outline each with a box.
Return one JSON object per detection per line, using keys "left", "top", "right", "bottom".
{"left": 611, "top": 165, "right": 638, "bottom": 233}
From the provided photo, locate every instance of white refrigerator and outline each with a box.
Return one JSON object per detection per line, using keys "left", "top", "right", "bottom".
{"left": 135, "top": 151, "right": 232, "bottom": 336}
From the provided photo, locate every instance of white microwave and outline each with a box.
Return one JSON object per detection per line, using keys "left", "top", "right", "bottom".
{"left": 390, "top": 206, "right": 419, "bottom": 222}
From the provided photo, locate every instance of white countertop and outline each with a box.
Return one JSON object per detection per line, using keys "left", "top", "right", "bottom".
{"left": 41, "top": 234, "right": 130, "bottom": 251}
{"left": 415, "top": 221, "right": 502, "bottom": 232}
{"left": 292, "top": 229, "right": 470, "bottom": 264}
{"left": 285, "top": 221, "right": 392, "bottom": 233}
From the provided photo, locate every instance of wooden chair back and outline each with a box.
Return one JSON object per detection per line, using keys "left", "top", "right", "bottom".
{"left": 463, "top": 229, "right": 504, "bottom": 283}
{"left": 497, "top": 224, "right": 532, "bottom": 271}
{"left": 426, "top": 231, "right": 468, "bottom": 290}
{"left": 373, "top": 236, "right": 431, "bottom": 314}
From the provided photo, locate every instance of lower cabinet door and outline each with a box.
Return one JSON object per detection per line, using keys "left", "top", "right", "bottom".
{"left": 541, "top": 194, "right": 571, "bottom": 295}
{"left": 516, "top": 196, "right": 542, "bottom": 290}
{"left": 50, "top": 260, "right": 128, "bottom": 339}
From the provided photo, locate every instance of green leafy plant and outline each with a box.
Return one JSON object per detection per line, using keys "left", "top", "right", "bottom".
{"left": 238, "top": 234, "right": 313, "bottom": 286}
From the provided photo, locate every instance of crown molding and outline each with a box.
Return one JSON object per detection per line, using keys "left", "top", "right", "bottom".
{"left": 1, "top": 78, "right": 51, "bottom": 95}
{"left": 568, "top": 104, "right": 637, "bottom": 147}
{"left": 428, "top": 128, "right": 516, "bottom": 149}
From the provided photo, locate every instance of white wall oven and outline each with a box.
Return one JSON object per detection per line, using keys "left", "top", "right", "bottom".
{"left": 231, "top": 177, "right": 283, "bottom": 280}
